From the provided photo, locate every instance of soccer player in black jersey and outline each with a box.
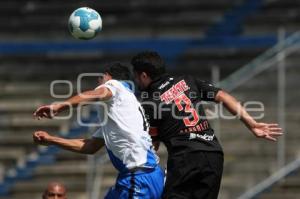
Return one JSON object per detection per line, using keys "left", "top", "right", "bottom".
{"left": 131, "top": 51, "right": 283, "bottom": 199}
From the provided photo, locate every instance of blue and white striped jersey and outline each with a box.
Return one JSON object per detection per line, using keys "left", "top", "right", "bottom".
{"left": 92, "top": 80, "right": 159, "bottom": 173}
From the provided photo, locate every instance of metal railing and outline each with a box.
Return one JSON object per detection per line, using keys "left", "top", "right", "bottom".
{"left": 88, "top": 154, "right": 110, "bottom": 199}
{"left": 238, "top": 157, "right": 300, "bottom": 199}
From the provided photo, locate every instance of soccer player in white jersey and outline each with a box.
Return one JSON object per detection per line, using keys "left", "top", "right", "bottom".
{"left": 33, "top": 63, "right": 164, "bottom": 199}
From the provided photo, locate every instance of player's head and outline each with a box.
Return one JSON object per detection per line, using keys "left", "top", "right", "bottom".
{"left": 131, "top": 51, "right": 166, "bottom": 90}
{"left": 42, "top": 182, "right": 67, "bottom": 199}
{"left": 99, "top": 62, "right": 131, "bottom": 85}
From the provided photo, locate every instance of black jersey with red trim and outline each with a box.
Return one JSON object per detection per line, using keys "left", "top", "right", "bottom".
{"left": 140, "top": 74, "right": 223, "bottom": 155}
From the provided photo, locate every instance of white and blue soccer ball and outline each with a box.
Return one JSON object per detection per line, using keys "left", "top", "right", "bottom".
{"left": 68, "top": 7, "right": 102, "bottom": 40}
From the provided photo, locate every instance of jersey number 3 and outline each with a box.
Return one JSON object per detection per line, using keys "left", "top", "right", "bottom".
{"left": 174, "top": 94, "right": 200, "bottom": 127}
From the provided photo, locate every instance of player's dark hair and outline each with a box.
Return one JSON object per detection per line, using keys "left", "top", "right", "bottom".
{"left": 104, "top": 62, "right": 131, "bottom": 80}
{"left": 131, "top": 51, "right": 166, "bottom": 79}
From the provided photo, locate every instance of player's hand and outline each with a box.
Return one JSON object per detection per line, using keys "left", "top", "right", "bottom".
{"left": 33, "top": 104, "right": 59, "bottom": 120}
{"left": 33, "top": 131, "right": 53, "bottom": 146}
{"left": 251, "top": 123, "right": 283, "bottom": 141}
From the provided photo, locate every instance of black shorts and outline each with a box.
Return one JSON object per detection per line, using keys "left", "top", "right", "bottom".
{"left": 163, "top": 151, "right": 224, "bottom": 199}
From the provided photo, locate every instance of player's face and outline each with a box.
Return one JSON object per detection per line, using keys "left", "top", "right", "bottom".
{"left": 98, "top": 73, "right": 112, "bottom": 85}
{"left": 134, "top": 71, "right": 147, "bottom": 90}
{"left": 44, "top": 187, "right": 66, "bottom": 199}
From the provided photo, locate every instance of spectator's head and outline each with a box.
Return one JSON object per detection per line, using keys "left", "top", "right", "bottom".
{"left": 131, "top": 51, "right": 166, "bottom": 90}
{"left": 42, "top": 182, "right": 67, "bottom": 199}
{"left": 99, "top": 62, "right": 131, "bottom": 85}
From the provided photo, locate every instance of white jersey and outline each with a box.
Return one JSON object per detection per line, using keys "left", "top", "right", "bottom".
{"left": 92, "top": 80, "right": 159, "bottom": 173}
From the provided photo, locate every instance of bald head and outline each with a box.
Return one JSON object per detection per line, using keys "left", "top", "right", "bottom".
{"left": 43, "top": 182, "right": 67, "bottom": 199}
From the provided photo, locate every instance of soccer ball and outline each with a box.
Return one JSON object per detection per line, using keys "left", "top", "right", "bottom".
{"left": 68, "top": 7, "right": 102, "bottom": 40}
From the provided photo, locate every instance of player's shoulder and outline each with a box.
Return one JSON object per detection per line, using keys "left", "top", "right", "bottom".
{"left": 181, "top": 75, "right": 213, "bottom": 86}
{"left": 93, "top": 79, "right": 123, "bottom": 98}
{"left": 175, "top": 75, "right": 218, "bottom": 91}
{"left": 105, "top": 79, "right": 121, "bottom": 87}
{"left": 104, "top": 79, "right": 127, "bottom": 92}
{"left": 94, "top": 79, "right": 121, "bottom": 89}
{"left": 154, "top": 75, "right": 191, "bottom": 90}
{"left": 172, "top": 75, "right": 197, "bottom": 86}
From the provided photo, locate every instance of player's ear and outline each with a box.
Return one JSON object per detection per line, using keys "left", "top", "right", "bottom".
{"left": 141, "top": 72, "right": 149, "bottom": 79}
{"left": 105, "top": 72, "right": 113, "bottom": 79}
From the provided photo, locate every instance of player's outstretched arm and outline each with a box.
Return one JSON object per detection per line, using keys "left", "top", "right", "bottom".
{"left": 33, "top": 131, "right": 105, "bottom": 154}
{"left": 33, "top": 87, "right": 112, "bottom": 120}
{"left": 215, "top": 90, "right": 283, "bottom": 141}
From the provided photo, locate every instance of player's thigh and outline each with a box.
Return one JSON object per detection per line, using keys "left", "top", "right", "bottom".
{"left": 163, "top": 166, "right": 192, "bottom": 198}
{"left": 104, "top": 185, "right": 142, "bottom": 199}
{"left": 163, "top": 188, "right": 190, "bottom": 199}
{"left": 191, "top": 152, "right": 223, "bottom": 199}
{"left": 104, "top": 186, "right": 121, "bottom": 199}
{"left": 138, "top": 166, "right": 165, "bottom": 199}
{"left": 105, "top": 168, "right": 164, "bottom": 199}
{"left": 164, "top": 152, "right": 223, "bottom": 199}
{"left": 191, "top": 172, "right": 222, "bottom": 199}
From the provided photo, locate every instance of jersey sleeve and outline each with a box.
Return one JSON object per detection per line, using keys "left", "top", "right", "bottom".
{"left": 92, "top": 127, "right": 104, "bottom": 139}
{"left": 94, "top": 80, "right": 118, "bottom": 97}
{"left": 195, "top": 78, "right": 221, "bottom": 102}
